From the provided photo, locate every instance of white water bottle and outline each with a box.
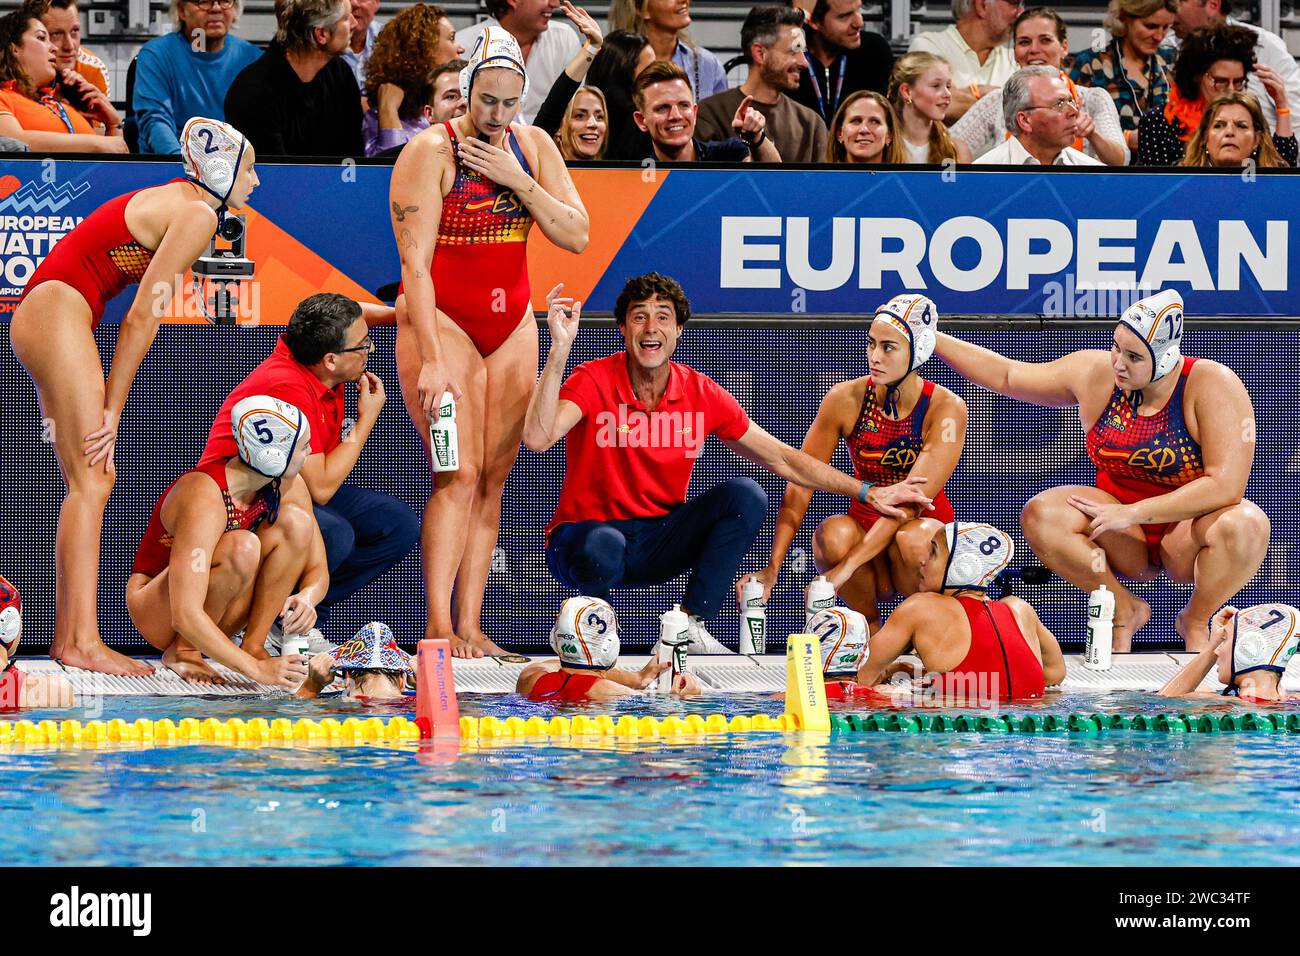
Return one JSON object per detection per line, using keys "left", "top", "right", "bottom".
{"left": 1084, "top": 584, "right": 1115, "bottom": 671}
{"left": 281, "top": 634, "right": 312, "bottom": 690}
{"left": 429, "top": 392, "right": 459, "bottom": 473}
{"left": 656, "top": 604, "right": 690, "bottom": 693}
{"left": 806, "top": 575, "right": 836, "bottom": 626}
{"left": 740, "top": 576, "right": 766, "bottom": 655}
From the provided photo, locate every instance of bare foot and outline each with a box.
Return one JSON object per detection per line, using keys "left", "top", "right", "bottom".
{"left": 56, "top": 641, "right": 154, "bottom": 677}
{"left": 162, "top": 643, "right": 226, "bottom": 684}
{"left": 1176, "top": 610, "right": 1211, "bottom": 652}
{"left": 458, "top": 628, "right": 509, "bottom": 657}
{"left": 1111, "top": 596, "right": 1152, "bottom": 653}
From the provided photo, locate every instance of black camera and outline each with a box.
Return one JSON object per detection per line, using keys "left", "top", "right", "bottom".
{"left": 192, "top": 214, "right": 254, "bottom": 324}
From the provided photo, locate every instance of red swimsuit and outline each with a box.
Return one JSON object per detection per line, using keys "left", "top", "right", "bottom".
{"left": 401, "top": 123, "right": 535, "bottom": 357}
{"left": 0, "top": 666, "right": 24, "bottom": 711}
{"left": 845, "top": 378, "right": 954, "bottom": 529}
{"left": 21, "top": 178, "right": 187, "bottom": 328}
{"left": 1086, "top": 357, "right": 1205, "bottom": 564}
{"left": 527, "top": 670, "right": 601, "bottom": 702}
{"left": 131, "top": 459, "right": 274, "bottom": 578}
{"left": 824, "top": 679, "right": 887, "bottom": 702}
{"left": 929, "top": 597, "right": 1046, "bottom": 703}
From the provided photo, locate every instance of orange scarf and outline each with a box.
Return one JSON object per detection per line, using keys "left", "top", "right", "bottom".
{"left": 1163, "top": 84, "right": 1205, "bottom": 142}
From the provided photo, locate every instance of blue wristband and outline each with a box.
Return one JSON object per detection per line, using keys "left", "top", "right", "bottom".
{"left": 857, "top": 481, "right": 875, "bottom": 504}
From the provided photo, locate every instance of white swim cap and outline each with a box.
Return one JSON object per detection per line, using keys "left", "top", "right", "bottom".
{"left": 942, "top": 520, "right": 1015, "bottom": 592}
{"left": 460, "top": 26, "right": 530, "bottom": 100}
{"left": 1230, "top": 603, "right": 1300, "bottom": 682}
{"left": 1118, "top": 289, "right": 1184, "bottom": 385}
{"left": 809, "top": 607, "right": 869, "bottom": 678}
{"left": 180, "top": 117, "right": 249, "bottom": 207}
{"left": 873, "top": 293, "right": 939, "bottom": 375}
{"left": 231, "top": 395, "right": 306, "bottom": 479}
{"left": 0, "top": 575, "right": 19, "bottom": 660}
{"left": 550, "top": 596, "right": 619, "bottom": 670}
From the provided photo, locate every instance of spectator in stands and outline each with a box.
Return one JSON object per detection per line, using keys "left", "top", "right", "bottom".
{"left": 1069, "top": 0, "right": 1176, "bottom": 154}
{"left": 133, "top": 0, "right": 261, "bottom": 154}
{"left": 974, "top": 65, "right": 1104, "bottom": 164}
{"left": 610, "top": 0, "right": 728, "bottom": 101}
{"left": 42, "top": 0, "right": 108, "bottom": 97}
{"left": 826, "top": 89, "right": 904, "bottom": 163}
{"left": 533, "top": 2, "right": 606, "bottom": 137}
{"left": 1137, "top": 23, "right": 1294, "bottom": 165}
{"left": 953, "top": 7, "right": 1128, "bottom": 164}
{"left": 0, "top": 5, "right": 125, "bottom": 152}
{"left": 456, "top": 0, "right": 581, "bottom": 125}
{"left": 554, "top": 85, "right": 607, "bottom": 158}
{"left": 790, "top": 0, "right": 894, "bottom": 123}
{"left": 1172, "top": 0, "right": 1300, "bottom": 134}
{"left": 696, "top": 5, "right": 827, "bottom": 164}
{"left": 1181, "top": 90, "right": 1290, "bottom": 167}
{"left": 888, "top": 51, "right": 971, "bottom": 163}
{"left": 362, "top": 4, "right": 463, "bottom": 157}
{"left": 341, "top": 0, "right": 380, "bottom": 93}
{"left": 370, "top": 59, "right": 466, "bottom": 157}
{"left": 225, "top": 0, "right": 363, "bottom": 157}
{"left": 909, "top": 0, "right": 1019, "bottom": 121}
{"left": 585, "top": 28, "right": 654, "bottom": 158}
{"left": 633, "top": 59, "right": 780, "bottom": 162}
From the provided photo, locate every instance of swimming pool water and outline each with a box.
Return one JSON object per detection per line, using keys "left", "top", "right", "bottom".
{"left": 3, "top": 692, "right": 1298, "bottom": 866}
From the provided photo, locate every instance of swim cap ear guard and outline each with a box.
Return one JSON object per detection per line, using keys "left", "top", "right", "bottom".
{"left": 549, "top": 597, "right": 619, "bottom": 670}
{"left": 460, "top": 26, "right": 530, "bottom": 101}
{"left": 1117, "top": 288, "right": 1183, "bottom": 406}
{"left": 231, "top": 395, "right": 305, "bottom": 479}
{"left": 942, "top": 520, "right": 1015, "bottom": 592}
{"left": 0, "top": 575, "right": 20, "bottom": 666}
{"left": 1229, "top": 604, "right": 1300, "bottom": 685}
{"left": 180, "top": 117, "right": 249, "bottom": 215}
{"left": 873, "top": 293, "right": 938, "bottom": 416}
{"left": 809, "top": 607, "right": 869, "bottom": 679}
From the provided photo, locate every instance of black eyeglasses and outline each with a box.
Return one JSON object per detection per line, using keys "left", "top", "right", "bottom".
{"left": 336, "top": 337, "right": 374, "bottom": 355}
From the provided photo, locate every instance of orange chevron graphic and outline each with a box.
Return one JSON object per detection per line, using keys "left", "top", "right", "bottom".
{"left": 526, "top": 167, "right": 667, "bottom": 307}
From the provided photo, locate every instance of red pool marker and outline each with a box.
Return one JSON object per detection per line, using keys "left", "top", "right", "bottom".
{"left": 416, "top": 639, "right": 460, "bottom": 738}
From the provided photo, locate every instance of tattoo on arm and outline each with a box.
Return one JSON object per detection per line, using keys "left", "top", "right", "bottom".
{"left": 391, "top": 200, "right": 419, "bottom": 222}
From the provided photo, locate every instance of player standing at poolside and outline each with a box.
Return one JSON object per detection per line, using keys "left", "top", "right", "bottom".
{"left": 9, "top": 116, "right": 257, "bottom": 675}
{"left": 389, "top": 28, "right": 588, "bottom": 657}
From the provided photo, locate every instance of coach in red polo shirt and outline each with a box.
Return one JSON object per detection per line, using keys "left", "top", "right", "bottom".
{"left": 201, "top": 294, "right": 418, "bottom": 650}
{"left": 523, "top": 273, "right": 932, "bottom": 652}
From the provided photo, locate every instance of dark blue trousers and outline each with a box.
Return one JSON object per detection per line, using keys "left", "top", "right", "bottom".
{"left": 313, "top": 484, "right": 419, "bottom": 626}
{"left": 545, "top": 478, "right": 767, "bottom": 620}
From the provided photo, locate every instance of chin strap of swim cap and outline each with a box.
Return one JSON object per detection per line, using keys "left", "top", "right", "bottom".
{"left": 1230, "top": 603, "right": 1300, "bottom": 685}
{"left": 1117, "top": 288, "right": 1184, "bottom": 412}
{"left": 180, "top": 117, "right": 248, "bottom": 230}
{"left": 873, "top": 294, "right": 938, "bottom": 418}
{"left": 942, "top": 520, "right": 1015, "bottom": 592}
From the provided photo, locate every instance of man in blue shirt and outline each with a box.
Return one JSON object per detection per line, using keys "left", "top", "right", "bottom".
{"left": 132, "top": 0, "right": 261, "bottom": 154}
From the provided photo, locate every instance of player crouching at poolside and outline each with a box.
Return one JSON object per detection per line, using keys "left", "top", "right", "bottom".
{"left": 856, "top": 519, "right": 1066, "bottom": 704}
{"left": 516, "top": 597, "right": 702, "bottom": 701}
{"left": 0, "top": 574, "right": 74, "bottom": 710}
{"left": 298, "top": 622, "right": 414, "bottom": 700}
{"left": 125, "top": 396, "right": 327, "bottom": 689}
{"left": 1159, "top": 604, "right": 1300, "bottom": 703}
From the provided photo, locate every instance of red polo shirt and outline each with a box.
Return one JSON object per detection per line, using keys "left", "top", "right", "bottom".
{"left": 547, "top": 353, "right": 750, "bottom": 535}
{"left": 200, "top": 338, "right": 346, "bottom": 467}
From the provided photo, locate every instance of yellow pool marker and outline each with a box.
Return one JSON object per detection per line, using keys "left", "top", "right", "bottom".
{"left": 784, "top": 632, "right": 831, "bottom": 731}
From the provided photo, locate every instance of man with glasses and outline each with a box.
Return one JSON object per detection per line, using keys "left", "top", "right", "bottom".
{"left": 910, "top": 0, "right": 1022, "bottom": 121}
{"left": 224, "top": 0, "right": 363, "bottom": 156}
{"left": 133, "top": 0, "right": 261, "bottom": 154}
{"left": 974, "top": 65, "right": 1103, "bottom": 164}
{"left": 198, "top": 294, "right": 419, "bottom": 648}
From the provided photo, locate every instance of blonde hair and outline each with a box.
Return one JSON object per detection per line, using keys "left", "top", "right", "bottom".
{"left": 610, "top": 0, "right": 705, "bottom": 90}
{"left": 826, "top": 90, "right": 906, "bottom": 164}
{"left": 555, "top": 86, "right": 608, "bottom": 160}
{"left": 1182, "top": 91, "right": 1288, "bottom": 168}
{"left": 888, "top": 52, "right": 961, "bottom": 164}
{"left": 1104, "top": 0, "right": 1178, "bottom": 40}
